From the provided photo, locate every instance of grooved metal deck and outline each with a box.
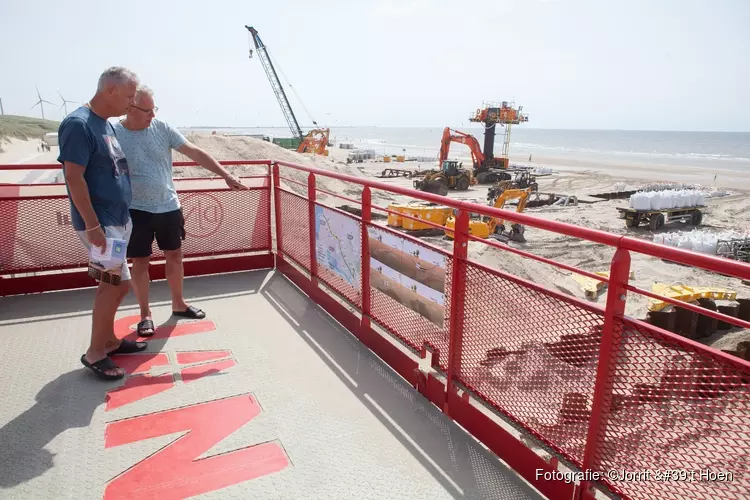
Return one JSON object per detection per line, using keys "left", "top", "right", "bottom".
{"left": 0, "top": 270, "right": 544, "bottom": 500}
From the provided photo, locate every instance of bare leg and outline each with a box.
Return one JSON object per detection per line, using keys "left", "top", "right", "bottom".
{"left": 130, "top": 257, "right": 153, "bottom": 332}
{"left": 85, "top": 280, "right": 130, "bottom": 377}
{"left": 165, "top": 249, "right": 188, "bottom": 312}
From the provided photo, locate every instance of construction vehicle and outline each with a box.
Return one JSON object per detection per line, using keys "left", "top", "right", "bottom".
{"left": 246, "top": 26, "right": 330, "bottom": 156}
{"left": 437, "top": 127, "right": 511, "bottom": 184}
{"left": 386, "top": 202, "right": 454, "bottom": 235}
{"left": 513, "top": 171, "right": 539, "bottom": 192}
{"left": 413, "top": 160, "right": 475, "bottom": 195}
{"left": 483, "top": 173, "right": 537, "bottom": 204}
{"left": 468, "top": 101, "right": 528, "bottom": 182}
{"left": 444, "top": 186, "right": 532, "bottom": 241}
{"left": 616, "top": 205, "right": 705, "bottom": 230}
{"left": 489, "top": 172, "right": 538, "bottom": 193}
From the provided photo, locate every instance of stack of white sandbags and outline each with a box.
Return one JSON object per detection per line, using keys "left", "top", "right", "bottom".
{"left": 653, "top": 229, "right": 747, "bottom": 255}
{"left": 533, "top": 166, "right": 553, "bottom": 175}
{"left": 638, "top": 182, "right": 731, "bottom": 199}
{"left": 628, "top": 189, "right": 706, "bottom": 210}
{"left": 706, "top": 187, "right": 731, "bottom": 198}
{"left": 640, "top": 182, "right": 694, "bottom": 192}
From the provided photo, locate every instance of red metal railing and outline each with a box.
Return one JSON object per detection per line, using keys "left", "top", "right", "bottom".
{"left": 0, "top": 161, "right": 273, "bottom": 295}
{"left": 2, "top": 159, "right": 749, "bottom": 499}
{"left": 272, "top": 159, "right": 750, "bottom": 500}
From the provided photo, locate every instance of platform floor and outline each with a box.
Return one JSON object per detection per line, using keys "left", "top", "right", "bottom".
{"left": 0, "top": 270, "right": 544, "bottom": 500}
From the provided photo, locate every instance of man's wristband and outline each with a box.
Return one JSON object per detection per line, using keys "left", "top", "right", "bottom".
{"left": 86, "top": 224, "right": 101, "bottom": 232}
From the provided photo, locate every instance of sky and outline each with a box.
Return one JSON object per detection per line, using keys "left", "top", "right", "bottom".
{"left": 1, "top": 0, "right": 748, "bottom": 131}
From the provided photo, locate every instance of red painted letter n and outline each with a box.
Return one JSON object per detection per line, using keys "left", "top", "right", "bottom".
{"left": 104, "top": 394, "right": 289, "bottom": 500}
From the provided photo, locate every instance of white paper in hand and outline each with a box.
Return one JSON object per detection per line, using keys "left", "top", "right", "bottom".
{"left": 90, "top": 237, "right": 127, "bottom": 271}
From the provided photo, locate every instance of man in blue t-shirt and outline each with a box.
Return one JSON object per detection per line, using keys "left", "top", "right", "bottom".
{"left": 58, "top": 66, "right": 149, "bottom": 381}
{"left": 113, "top": 85, "right": 246, "bottom": 337}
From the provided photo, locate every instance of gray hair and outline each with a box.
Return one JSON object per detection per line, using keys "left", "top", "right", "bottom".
{"left": 136, "top": 85, "right": 154, "bottom": 98}
{"left": 97, "top": 66, "right": 139, "bottom": 91}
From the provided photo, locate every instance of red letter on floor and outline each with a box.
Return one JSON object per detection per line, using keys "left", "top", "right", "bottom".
{"left": 110, "top": 353, "right": 170, "bottom": 375}
{"left": 105, "top": 374, "right": 175, "bottom": 412}
{"left": 103, "top": 394, "right": 289, "bottom": 500}
{"left": 114, "top": 314, "right": 217, "bottom": 341}
{"left": 176, "top": 350, "right": 231, "bottom": 364}
{"left": 181, "top": 358, "right": 237, "bottom": 383}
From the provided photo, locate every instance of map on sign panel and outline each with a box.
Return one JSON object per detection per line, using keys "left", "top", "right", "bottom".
{"left": 314, "top": 205, "right": 362, "bottom": 288}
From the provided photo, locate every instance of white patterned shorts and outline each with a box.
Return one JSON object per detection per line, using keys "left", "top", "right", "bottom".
{"left": 76, "top": 221, "right": 133, "bottom": 284}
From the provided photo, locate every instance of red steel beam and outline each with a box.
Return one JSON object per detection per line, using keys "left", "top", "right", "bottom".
{"left": 0, "top": 160, "right": 271, "bottom": 170}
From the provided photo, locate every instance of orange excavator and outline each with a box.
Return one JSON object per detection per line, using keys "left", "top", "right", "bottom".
{"left": 298, "top": 128, "right": 330, "bottom": 155}
{"left": 438, "top": 127, "right": 512, "bottom": 184}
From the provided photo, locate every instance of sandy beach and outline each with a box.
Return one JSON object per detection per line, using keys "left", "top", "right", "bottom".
{"left": 516, "top": 153, "right": 750, "bottom": 191}
{"left": 0, "top": 137, "right": 60, "bottom": 183}
{"left": 2, "top": 132, "right": 748, "bottom": 350}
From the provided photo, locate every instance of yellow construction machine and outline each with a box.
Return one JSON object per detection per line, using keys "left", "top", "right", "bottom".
{"left": 413, "top": 160, "right": 475, "bottom": 195}
{"left": 386, "top": 202, "right": 454, "bottom": 232}
{"left": 444, "top": 185, "right": 532, "bottom": 241}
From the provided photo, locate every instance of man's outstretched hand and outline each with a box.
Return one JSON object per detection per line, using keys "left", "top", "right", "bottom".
{"left": 224, "top": 174, "right": 249, "bottom": 190}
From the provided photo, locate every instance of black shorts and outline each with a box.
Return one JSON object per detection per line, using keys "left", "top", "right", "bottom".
{"left": 127, "top": 208, "right": 186, "bottom": 258}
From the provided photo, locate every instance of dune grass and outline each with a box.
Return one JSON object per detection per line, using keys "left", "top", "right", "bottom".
{"left": 0, "top": 115, "right": 59, "bottom": 152}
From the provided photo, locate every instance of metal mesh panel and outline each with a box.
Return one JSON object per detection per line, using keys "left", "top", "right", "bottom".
{"left": 314, "top": 204, "right": 362, "bottom": 307}
{"left": 370, "top": 289, "right": 450, "bottom": 367}
{"left": 591, "top": 317, "right": 750, "bottom": 500}
{"left": 278, "top": 190, "right": 311, "bottom": 271}
{"left": 0, "top": 196, "right": 88, "bottom": 273}
{"left": 0, "top": 189, "right": 270, "bottom": 275}
{"left": 457, "top": 261, "right": 604, "bottom": 465}
{"left": 154, "top": 189, "right": 271, "bottom": 259}
{"left": 368, "top": 230, "right": 450, "bottom": 370}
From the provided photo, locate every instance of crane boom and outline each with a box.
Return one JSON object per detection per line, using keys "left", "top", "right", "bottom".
{"left": 245, "top": 25, "right": 304, "bottom": 140}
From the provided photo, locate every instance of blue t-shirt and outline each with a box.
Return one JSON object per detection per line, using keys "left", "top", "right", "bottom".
{"left": 112, "top": 118, "right": 187, "bottom": 214}
{"left": 57, "top": 106, "right": 132, "bottom": 231}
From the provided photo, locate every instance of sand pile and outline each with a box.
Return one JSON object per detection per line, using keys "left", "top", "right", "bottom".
{"left": 174, "top": 133, "right": 395, "bottom": 204}
{"left": 413, "top": 163, "right": 750, "bottom": 326}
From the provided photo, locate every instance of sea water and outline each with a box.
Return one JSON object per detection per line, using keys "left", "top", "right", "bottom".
{"left": 187, "top": 126, "right": 750, "bottom": 173}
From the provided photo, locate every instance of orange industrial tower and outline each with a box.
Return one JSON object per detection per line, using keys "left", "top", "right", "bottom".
{"left": 469, "top": 101, "right": 528, "bottom": 170}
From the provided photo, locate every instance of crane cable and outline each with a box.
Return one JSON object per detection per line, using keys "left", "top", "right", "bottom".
{"left": 266, "top": 47, "right": 321, "bottom": 128}
{"left": 246, "top": 31, "right": 325, "bottom": 128}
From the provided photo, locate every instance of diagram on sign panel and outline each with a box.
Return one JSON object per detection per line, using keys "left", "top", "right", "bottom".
{"left": 314, "top": 205, "right": 362, "bottom": 288}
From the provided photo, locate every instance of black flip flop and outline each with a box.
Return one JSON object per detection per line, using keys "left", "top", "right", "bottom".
{"left": 136, "top": 319, "right": 155, "bottom": 337}
{"left": 107, "top": 339, "right": 148, "bottom": 356}
{"left": 80, "top": 354, "right": 125, "bottom": 381}
{"left": 173, "top": 305, "right": 206, "bottom": 319}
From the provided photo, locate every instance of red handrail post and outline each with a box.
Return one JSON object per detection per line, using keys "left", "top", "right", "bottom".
{"left": 361, "top": 186, "right": 372, "bottom": 329}
{"left": 308, "top": 173, "right": 318, "bottom": 280}
{"left": 444, "top": 209, "right": 469, "bottom": 417}
{"left": 265, "top": 161, "right": 273, "bottom": 253}
{"left": 272, "top": 163, "right": 283, "bottom": 257}
{"left": 577, "top": 247, "right": 631, "bottom": 499}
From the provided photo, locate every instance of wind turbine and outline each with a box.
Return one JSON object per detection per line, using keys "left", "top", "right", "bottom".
{"left": 58, "top": 91, "right": 77, "bottom": 116}
{"left": 30, "top": 86, "right": 54, "bottom": 120}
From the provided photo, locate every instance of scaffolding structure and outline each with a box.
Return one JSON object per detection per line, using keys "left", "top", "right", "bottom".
{"left": 469, "top": 101, "right": 529, "bottom": 166}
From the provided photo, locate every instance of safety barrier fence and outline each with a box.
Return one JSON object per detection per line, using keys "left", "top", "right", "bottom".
{"left": 272, "top": 160, "right": 750, "bottom": 500}
{"left": 0, "top": 161, "right": 273, "bottom": 295}
{"left": 2, "top": 160, "right": 750, "bottom": 500}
